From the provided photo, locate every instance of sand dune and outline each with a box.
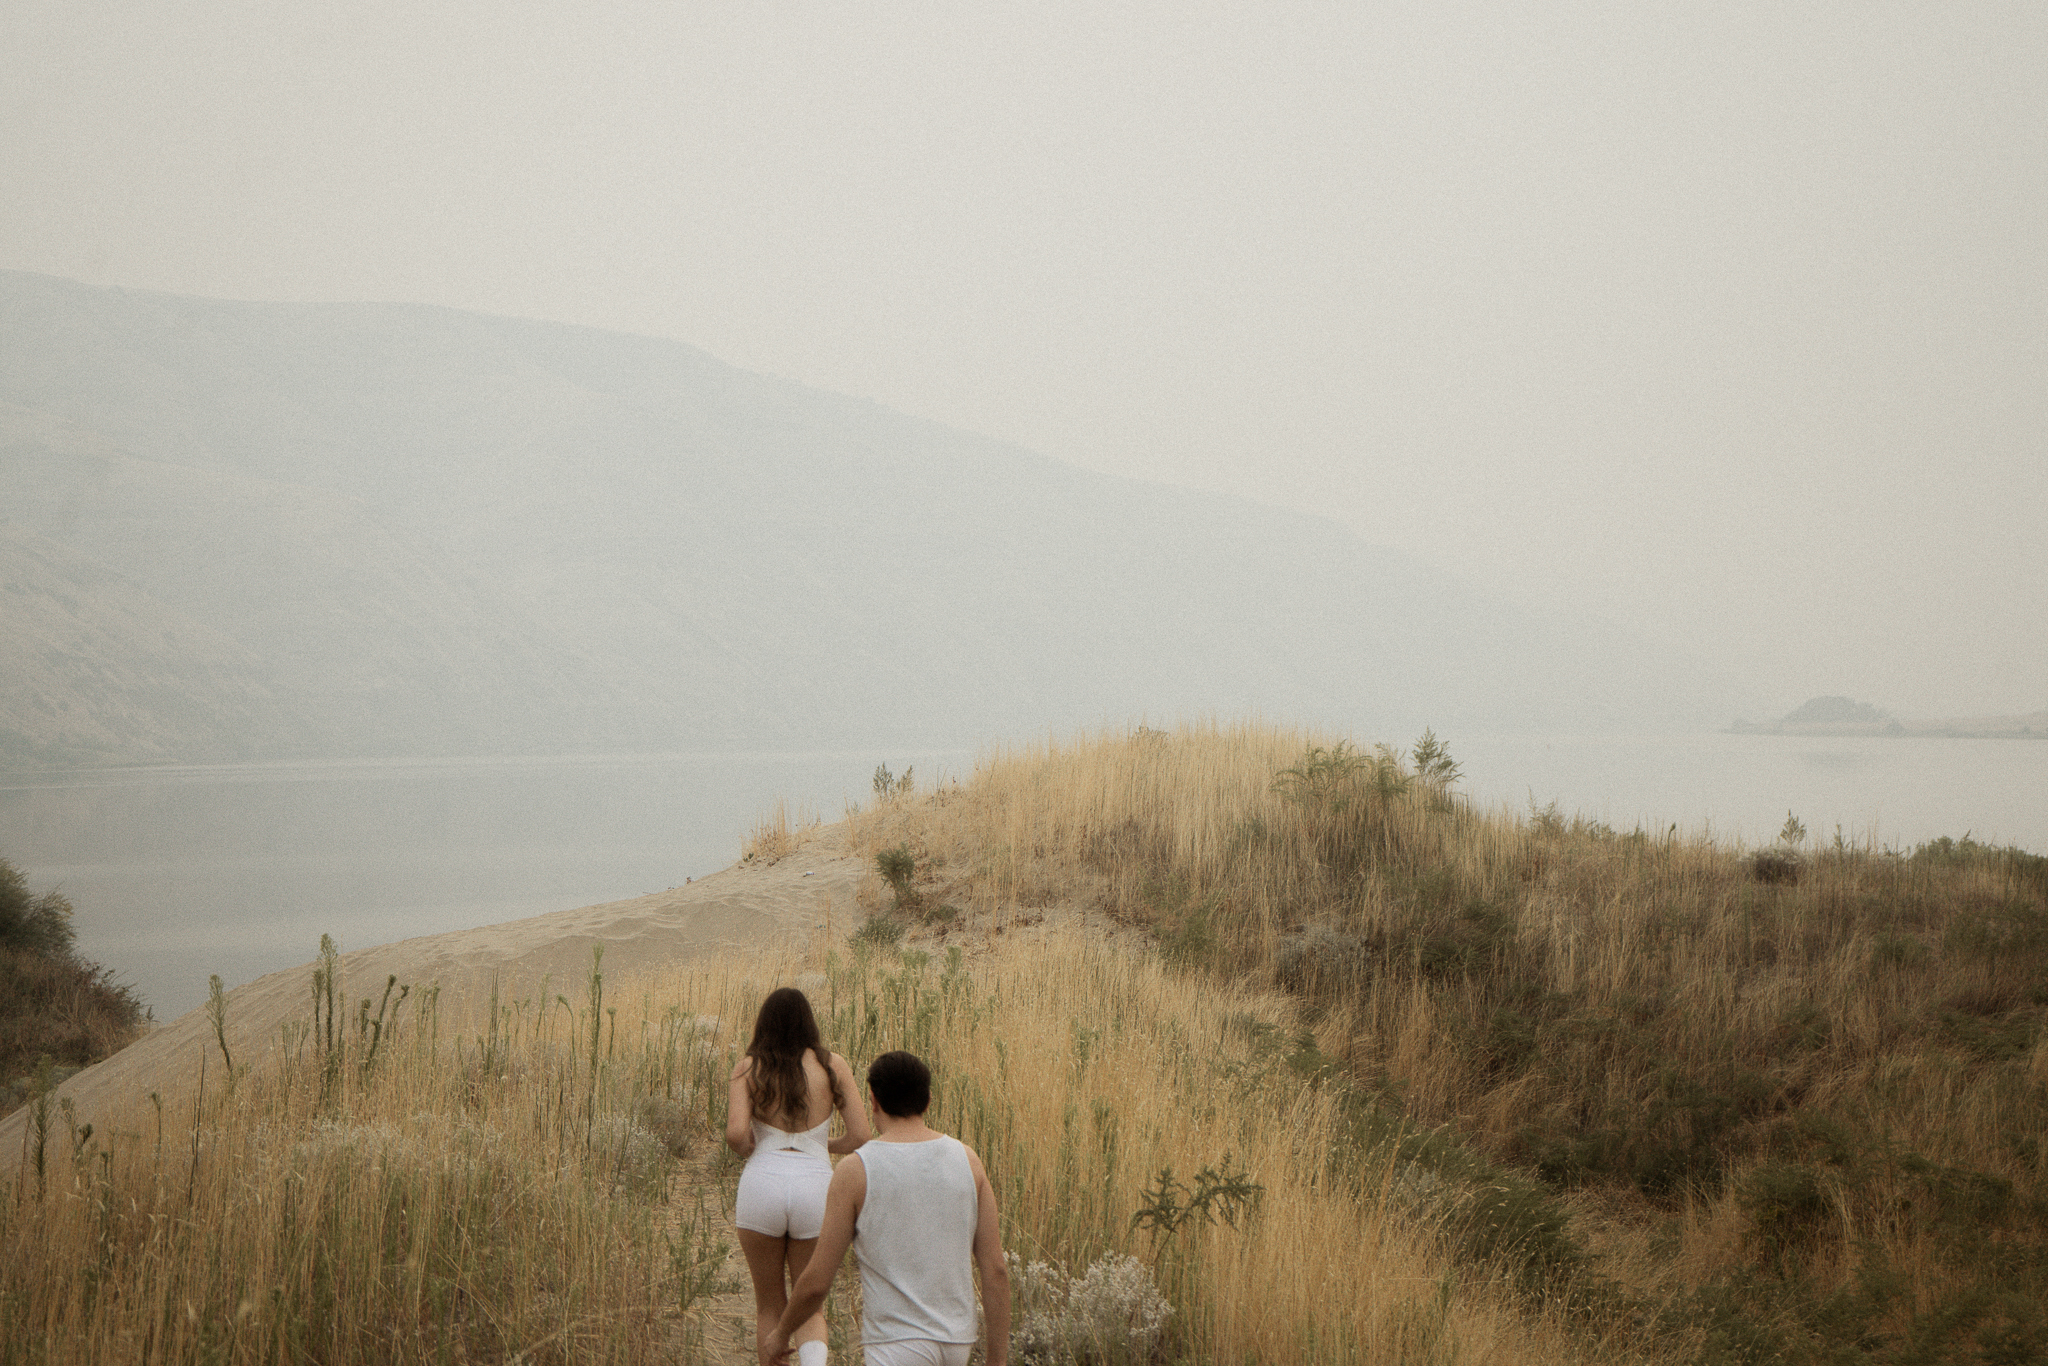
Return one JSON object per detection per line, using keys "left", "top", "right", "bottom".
{"left": 1, "top": 840, "right": 866, "bottom": 1166}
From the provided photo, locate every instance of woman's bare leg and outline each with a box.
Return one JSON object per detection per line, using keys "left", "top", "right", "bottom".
{"left": 738, "top": 1229, "right": 792, "bottom": 1358}
{"left": 785, "top": 1236, "right": 827, "bottom": 1350}
{"left": 740, "top": 1231, "right": 829, "bottom": 1358}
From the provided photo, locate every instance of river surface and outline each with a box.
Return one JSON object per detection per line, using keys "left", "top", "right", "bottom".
{"left": 1, "top": 748, "right": 972, "bottom": 1022}
{"left": 1, "top": 734, "right": 2040, "bottom": 1021}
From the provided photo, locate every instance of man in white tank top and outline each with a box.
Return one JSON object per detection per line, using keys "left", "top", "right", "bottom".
{"left": 763, "top": 1050, "right": 1011, "bottom": 1366}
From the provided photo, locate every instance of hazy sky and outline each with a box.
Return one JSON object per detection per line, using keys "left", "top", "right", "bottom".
{"left": 5, "top": 1, "right": 2042, "bottom": 717}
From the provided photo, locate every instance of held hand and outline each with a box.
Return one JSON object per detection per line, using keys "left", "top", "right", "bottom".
{"left": 760, "top": 1328, "right": 794, "bottom": 1366}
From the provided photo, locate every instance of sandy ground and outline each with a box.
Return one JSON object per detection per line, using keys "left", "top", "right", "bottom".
{"left": 0, "top": 837, "right": 869, "bottom": 1164}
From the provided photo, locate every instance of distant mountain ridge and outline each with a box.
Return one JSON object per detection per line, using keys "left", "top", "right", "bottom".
{"left": 0, "top": 271, "right": 1749, "bottom": 766}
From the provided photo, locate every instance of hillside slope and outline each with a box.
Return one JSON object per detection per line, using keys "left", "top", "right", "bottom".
{"left": 0, "top": 524, "right": 298, "bottom": 765}
{"left": 1, "top": 271, "right": 1751, "bottom": 763}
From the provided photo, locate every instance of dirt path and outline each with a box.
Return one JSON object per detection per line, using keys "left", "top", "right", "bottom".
{"left": 658, "top": 1145, "right": 761, "bottom": 1362}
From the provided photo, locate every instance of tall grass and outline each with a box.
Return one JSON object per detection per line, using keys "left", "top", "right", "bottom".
{"left": 743, "top": 798, "right": 820, "bottom": 863}
{"left": 797, "top": 934, "right": 1610, "bottom": 1364}
{"left": 3, "top": 923, "right": 1613, "bottom": 1364}
{"left": 2, "top": 949, "right": 740, "bottom": 1365}
{"left": 12, "top": 720, "right": 2040, "bottom": 1364}
{"left": 843, "top": 721, "right": 2048, "bottom": 1364}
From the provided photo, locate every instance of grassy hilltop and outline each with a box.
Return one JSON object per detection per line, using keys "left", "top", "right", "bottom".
{"left": 840, "top": 724, "right": 2048, "bottom": 1363}
{"left": 4, "top": 723, "right": 2044, "bottom": 1365}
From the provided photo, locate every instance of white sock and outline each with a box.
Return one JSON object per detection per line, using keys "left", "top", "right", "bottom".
{"left": 797, "top": 1340, "right": 827, "bottom": 1366}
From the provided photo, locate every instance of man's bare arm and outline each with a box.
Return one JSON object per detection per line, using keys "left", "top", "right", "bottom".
{"left": 762, "top": 1153, "right": 866, "bottom": 1366}
{"left": 966, "top": 1145, "right": 1011, "bottom": 1366}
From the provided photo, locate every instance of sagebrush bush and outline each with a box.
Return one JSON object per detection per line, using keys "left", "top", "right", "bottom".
{"left": 1008, "top": 1252, "right": 1174, "bottom": 1365}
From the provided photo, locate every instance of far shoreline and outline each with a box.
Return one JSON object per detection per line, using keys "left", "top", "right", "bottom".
{"left": 1728, "top": 717, "right": 2048, "bottom": 741}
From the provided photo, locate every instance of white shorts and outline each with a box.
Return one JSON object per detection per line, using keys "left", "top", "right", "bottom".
{"left": 734, "top": 1148, "right": 831, "bottom": 1239}
{"left": 862, "top": 1341, "right": 971, "bottom": 1366}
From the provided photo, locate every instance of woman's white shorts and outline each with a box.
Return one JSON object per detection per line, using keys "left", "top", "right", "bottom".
{"left": 733, "top": 1148, "right": 832, "bottom": 1240}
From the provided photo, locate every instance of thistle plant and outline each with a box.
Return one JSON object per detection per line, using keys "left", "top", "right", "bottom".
{"left": 1131, "top": 1154, "right": 1262, "bottom": 1242}
{"left": 206, "top": 973, "right": 233, "bottom": 1087}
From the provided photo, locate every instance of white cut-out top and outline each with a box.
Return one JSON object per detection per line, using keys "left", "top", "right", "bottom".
{"left": 752, "top": 1115, "right": 831, "bottom": 1160}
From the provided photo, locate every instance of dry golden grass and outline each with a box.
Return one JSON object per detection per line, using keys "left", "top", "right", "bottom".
{"left": 2, "top": 919, "right": 1622, "bottom": 1365}
{"left": 773, "top": 932, "right": 1617, "bottom": 1365}
{"left": 1, "top": 946, "right": 147, "bottom": 1118}
{"left": 742, "top": 798, "right": 821, "bottom": 864}
{"left": 10, "top": 719, "right": 2041, "bottom": 1364}
{"left": 837, "top": 721, "right": 2048, "bottom": 1363}
{"left": 2, "top": 948, "right": 755, "bottom": 1364}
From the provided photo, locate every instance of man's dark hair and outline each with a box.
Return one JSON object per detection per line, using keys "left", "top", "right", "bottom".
{"left": 867, "top": 1050, "right": 932, "bottom": 1118}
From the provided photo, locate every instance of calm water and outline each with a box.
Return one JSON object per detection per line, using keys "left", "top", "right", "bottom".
{"left": 1456, "top": 732, "right": 2045, "bottom": 853}
{"left": 1, "top": 735, "right": 2040, "bottom": 1021}
{"left": 0, "top": 749, "right": 971, "bottom": 1021}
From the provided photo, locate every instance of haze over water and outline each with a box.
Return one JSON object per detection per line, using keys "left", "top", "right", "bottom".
{"left": 4, "top": 735, "right": 2040, "bottom": 1023}
{"left": 5, "top": 3, "right": 2043, "bottom": 721}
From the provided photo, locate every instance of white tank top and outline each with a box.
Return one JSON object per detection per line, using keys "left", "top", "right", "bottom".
{"left": 853, "top": 1136, "right": 979, "bottom": 1346}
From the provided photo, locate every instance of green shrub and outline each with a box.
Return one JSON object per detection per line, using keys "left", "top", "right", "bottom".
{"left": 1412, "top": 898, "right": 1515, "bottom": 977}
{"left": 1340, "top": 1094, "right": 1596, "bottom": 1300}
{"left": 1654, "top": 1272, "right": 1794, "bottom": 1366}
{"left": 851, "top": 913, "right": 907, "bottom": 951}
{"left": 877, "top": 844, "right": 919, "bottom": 911}
{"left": 0, "top": 858, "right": 76, "bottom": 959}
{"left": 1943, "top": 900, "right": 2048, "bottom": 957}
{"left": 1741, "top": 1163, "right": 1830, "bottom": 1260}
{"left": 1410, "top": 728, "right": 1462, "bottom": 788}
{"left": 1750, "top": 849, "right": 1801, "bottom": 885}
{"left": 1933, "top": 998, "right": 2040, "bottom": 1063}
{"left": 1158, "top": 902, "right": 1217, "bottom": 968}
{"left": 872, "top": 764, "right": 915, "bottom": 800}
{"left": 1776, "top": 1001, "right": 1831, "bottom": 1051}
{"left": 1470, "top": 1008, "right": 1541, "bottom": 1078}
{"left": 2, "top": 859, "right": 146, "bottom": 1118}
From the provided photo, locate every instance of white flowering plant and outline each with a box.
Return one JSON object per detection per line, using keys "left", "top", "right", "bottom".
{"left": 1006, "top": 1251, "right": 1173, "bottom": 1365}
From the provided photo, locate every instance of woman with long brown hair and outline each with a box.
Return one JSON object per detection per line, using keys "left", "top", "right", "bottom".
{"left": 727, "top": 986, "right": 869, "bottom": 1366}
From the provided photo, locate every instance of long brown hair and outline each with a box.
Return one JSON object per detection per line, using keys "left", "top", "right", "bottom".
{"left": 745, "top": 987, "right": 843, "bottom": 1126}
